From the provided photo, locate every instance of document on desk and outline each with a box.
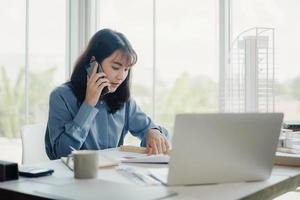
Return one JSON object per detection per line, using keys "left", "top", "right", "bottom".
{"left": 100, "top": 148, "right": 170, "bottom": 164}
{"left": 121, "top": 154, "right": 169, "bottom": 164}
{"left": 148, "top": 168, "right": 169, "bottom": 185}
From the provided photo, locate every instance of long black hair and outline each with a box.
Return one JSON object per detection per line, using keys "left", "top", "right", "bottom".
{"left": 67, "top": 29, "right": 137, "bottom": 113}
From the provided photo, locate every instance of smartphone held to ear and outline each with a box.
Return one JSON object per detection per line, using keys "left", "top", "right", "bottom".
{"left": 85, "top": 59, "right": 110, "bottom": 97}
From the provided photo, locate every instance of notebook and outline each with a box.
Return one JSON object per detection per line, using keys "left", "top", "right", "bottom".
{"left": 119, "top": 145, "right": 171, "bottom": 155}
{"left": 275, "top": 151, "right": 300, "bottom": 166}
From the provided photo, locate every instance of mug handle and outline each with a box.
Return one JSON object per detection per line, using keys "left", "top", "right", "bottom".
{"left": 66, "top": 154, "right": 74, "bottom": 171}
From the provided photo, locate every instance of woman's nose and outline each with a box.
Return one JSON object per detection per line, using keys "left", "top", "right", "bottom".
{"left": 117, "top": 70, "right": 126, "bottom": 80}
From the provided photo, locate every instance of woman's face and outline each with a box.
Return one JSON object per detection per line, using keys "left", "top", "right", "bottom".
{"left": 100, "top": 50, "right": 131, "bottom": 93}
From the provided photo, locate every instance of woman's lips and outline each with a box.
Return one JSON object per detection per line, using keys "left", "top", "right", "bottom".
{"left": 110, "top": 83, "right": 120, "bottom": 87}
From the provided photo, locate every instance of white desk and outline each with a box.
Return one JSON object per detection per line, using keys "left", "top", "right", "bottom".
{"left": 1, "top": 150, "right": 300, "bottom": 200}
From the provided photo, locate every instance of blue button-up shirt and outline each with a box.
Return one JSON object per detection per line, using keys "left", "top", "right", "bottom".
{"left": 45, "top": 84, "right": 168, "bottom": 160}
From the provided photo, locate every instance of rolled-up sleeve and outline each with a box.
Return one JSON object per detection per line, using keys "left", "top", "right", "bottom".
{"left": 126, "top": 99, "right": 169, "bottom": 147}
{"left": 46, "top": 89, "right": 98, "bottom": 159}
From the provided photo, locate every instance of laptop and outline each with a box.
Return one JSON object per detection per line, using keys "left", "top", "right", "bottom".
{"left": 150, "top": 113, "right": 283, "bottom": 186}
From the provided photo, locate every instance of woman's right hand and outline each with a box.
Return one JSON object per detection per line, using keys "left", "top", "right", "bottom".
{"left": 84, "top": 63, "right": 110, "bottom": 107}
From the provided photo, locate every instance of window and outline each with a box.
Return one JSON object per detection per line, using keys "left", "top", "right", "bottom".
{"left": 0, "top": 0, "right": 25, "bottom": 162}
{"left": 28, "top": 0, "right": 66, "bottom": 123}
{"left": 97, "top": 0, "right": 154, "bottom": 144}
{"left": 0, "top": 0, "right": 226, "bottom": 161}
{"left": 96, "top": 0, "right": 219, "bottom": 144}
{"left": 97, "top": 0, "right": 154, "bottom": 115}
{"left": 231, "top": 0, "right": 300, "bottom": 119}
{"left": 0, "top": 0, "right": 66, "bottom": 163}
{"left": 155, "top": 0, "right": 219, "bottom": 131}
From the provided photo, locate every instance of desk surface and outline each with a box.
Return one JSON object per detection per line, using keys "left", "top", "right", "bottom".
{"left": 1, "top": 150, "right": 300, "bottom": 200}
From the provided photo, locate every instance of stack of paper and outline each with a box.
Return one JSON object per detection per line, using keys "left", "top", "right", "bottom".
{"left": 100, "top": 147, "right": 170, "bottom": 164}
{"left": 121, "top": 154, "right": 169, "bottom": 164}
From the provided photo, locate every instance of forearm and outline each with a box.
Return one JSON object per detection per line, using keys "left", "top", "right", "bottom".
{"left": 48, "top": 102, "right": 98, "bottom": 159}
{"left": 51, "top": 122, "right": 89, "bottom": 159}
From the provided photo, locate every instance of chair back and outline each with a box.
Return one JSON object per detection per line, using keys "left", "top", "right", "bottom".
{"left": 21, "top": 123, "right": 49, "bottom": 164}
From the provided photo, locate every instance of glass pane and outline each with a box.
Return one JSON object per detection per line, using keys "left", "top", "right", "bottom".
{"left": 232, "top": 0, "right": 300, "bottom": 120}
{"left": 28, "top": 0, "right": 66, "bottom": 123}
{"left": 156, "top": 0, "right": 219, "bottom": 132}
{"left": 0, "top": 0, "right": 25, "bottom": 162}
{"left": 97, "top": 0, "right": 219, "bottom": 140}
{"left": 98, "top": 0, "right": 153, "bottom": 145}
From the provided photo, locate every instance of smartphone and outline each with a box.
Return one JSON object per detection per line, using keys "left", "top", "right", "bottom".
{"left": 19, "top": 167, "right": 54, "bottom": 178}
{"left": 85, "top": 59, "right": 109, "bottom": 96}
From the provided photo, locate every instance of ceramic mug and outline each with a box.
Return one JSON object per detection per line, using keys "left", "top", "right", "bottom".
{"left": 67, "top": 150, "right": 99, "bottom": 179}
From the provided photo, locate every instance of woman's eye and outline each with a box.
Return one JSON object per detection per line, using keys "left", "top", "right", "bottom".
{"left": 112, "top": 66, "right": 119, "bottom": 70}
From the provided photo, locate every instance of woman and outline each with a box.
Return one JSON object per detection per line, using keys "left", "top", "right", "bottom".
{"left": 45, "top": 29, "right": 170, "bottom": 159}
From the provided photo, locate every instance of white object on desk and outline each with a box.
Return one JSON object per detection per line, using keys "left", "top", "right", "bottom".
{"left": 116, "top": 166, "right": 162, "bottom": 186}
{"left": 101, "top": 148, "right": 170, "bottom": 164}
{"left": 61, "top": 153, "right": 120, "bottom": 170}
{"left": 277, "top": 147, "right": 300, "bottom": 154}
{"left": 148, "top": 168, "right": 169, "bottom": 185}
{"left": 121, "top": 154, "right": 169, "bottom": 164}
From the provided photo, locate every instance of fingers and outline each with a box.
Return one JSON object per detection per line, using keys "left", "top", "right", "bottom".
{"left": 158, "top": 137, "right": 169, "bottom": 154}
{"left": 147, "top": 144, "right": 152, "bottom": 155}
{"left": 148, "top": 139, "right": 166, "bottom": 155}
{"left": 89, "top": 61, "right": 99, "bottom": 79}
{"left": 161, "top": 138, "right": 167, "bottom": 153}
{"left": 88, "top": 78, "right": 109, "bottom": 89}
{"left": 98, "top": 82, "right": 110, "bottom": 94}
{"left": 164, "top": 138, "right": 170, "bottom": 153}
{"left": 93, "top": 80, "right": 110, "bottom": 96}
{"left": 146, "top": 130, "right": 171, "bottom": 155}
{"left": 85, "top": 59, "right": 110, "bottom": 106}
{"left": 87, "top": 73, "right": 107, "bottom": 88}
{"left": 88, "top": 72, "right": 106, "bottom": 85}
{"left": 151, "top": 142, "right": 158, "bottom": 154}
{"left": 147, "top": 140, "right": 158, "bottom": 155}
{"left": 159, "top": 134, "right": 169, "bottom": 153}
{"left": 96, "top": 77, "right": 109, "bottom": 86}
{"left": 157, "top": 139, "right": 163, "bottom": 154}
{"left": 86, "top": 75, "right": 110, "bottom": 96}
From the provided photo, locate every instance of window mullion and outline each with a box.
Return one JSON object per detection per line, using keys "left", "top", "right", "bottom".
{"left": 25, "top": 0, "right": 29, "bottom": 123}
{"left": 152, "top": 0, "right": 156, "bottom": 120}
{"left": 219, "top": 0, "right": 231, "bottom": 112}
{"left": 66, "top": 0, "right": 94, "bottom": 80}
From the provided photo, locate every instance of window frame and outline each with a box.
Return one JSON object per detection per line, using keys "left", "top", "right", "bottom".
{"left": 69, "top": 0, "right": 234, "bottom": 114}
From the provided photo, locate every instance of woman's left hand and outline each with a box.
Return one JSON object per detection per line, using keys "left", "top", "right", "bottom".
{"left": 146, "top": 129, "right": 170, "bottom": 155}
